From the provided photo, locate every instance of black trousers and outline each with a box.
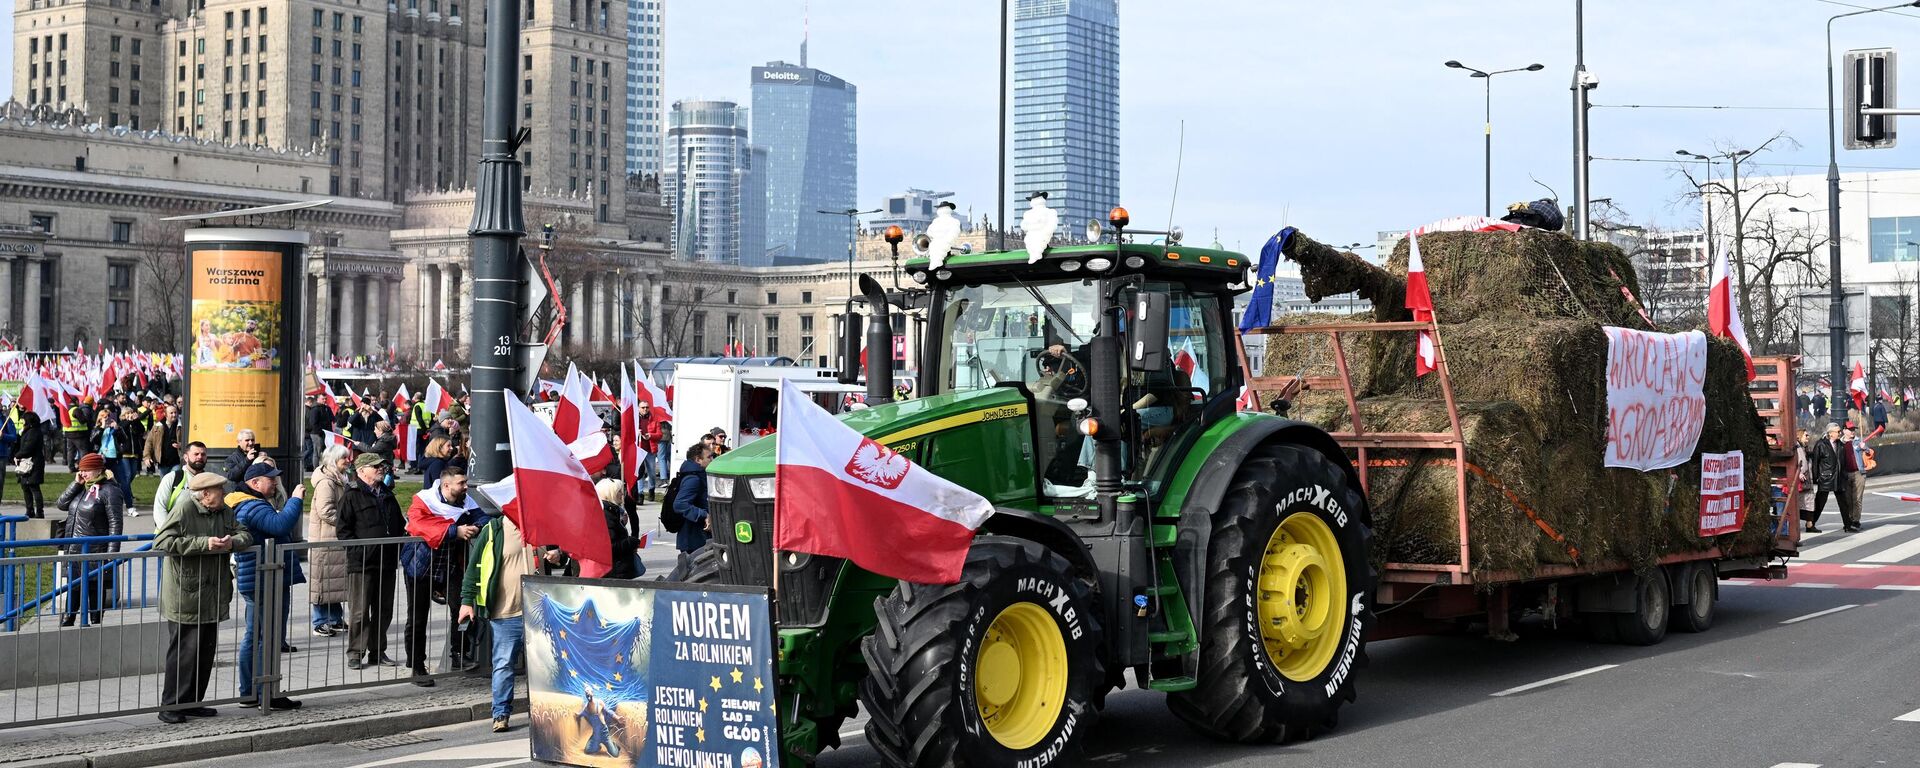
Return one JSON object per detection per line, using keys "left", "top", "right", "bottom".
{"left": 1810, "top": 478, "right": 1859, "bottom": 526}
{"left": 163, "top": 621, "right": 218, "bottom": 706}
{"left": 347, "top": 568, "right": 398, "bottom": 659}
{"left": 403, "top": 573, "right": 434, "bottom": 673}
{"left": 18, "top": 480, "right": 41, "bottom": 517}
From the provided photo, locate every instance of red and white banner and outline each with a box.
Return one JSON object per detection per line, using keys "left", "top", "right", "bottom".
{"left": 1603, "top": 327, "right": 1708, "bottom": 471}
{"left": 1406, "top": 231, "right": 1437, "bottom": 377}
{"left": 1410, "top": 215, "right": 1525, "bottom": 236}
{"left": 1698, "top": 451, "right": 1746, "bottom": 536}
{"left": 772, "top": 379, "right": 993, "bottom": 584}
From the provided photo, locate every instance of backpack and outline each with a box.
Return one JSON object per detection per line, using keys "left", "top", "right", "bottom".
{"left": 659, "top": 474, "right": 688, "bottom": 533}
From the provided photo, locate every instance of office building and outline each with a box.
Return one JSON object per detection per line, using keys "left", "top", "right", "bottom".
{"left": 750, "top": 59, "right": 856, "bottom": 264}
{"left": 664, "top": 99, "right": 753, "bottom": 263}
{"left": 873, "top": 188, "right": 974, "bottom": 235}
{"left": 1012, "top": 0, "right": 1118, "bottom": 234}
{"left": 624, "top": 0, "right": 665, "bottom": 179}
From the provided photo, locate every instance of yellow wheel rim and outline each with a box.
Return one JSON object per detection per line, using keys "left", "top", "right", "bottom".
{"left": 1257, "top": 511, "right": 1349, "bottom": 681}
{"left": 974, "top": 601, "right": 1068, "bottom": 750}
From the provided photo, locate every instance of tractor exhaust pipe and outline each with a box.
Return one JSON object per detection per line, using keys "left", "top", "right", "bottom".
{"left": 859, "top": 274, "right": 895, "bottom": 405}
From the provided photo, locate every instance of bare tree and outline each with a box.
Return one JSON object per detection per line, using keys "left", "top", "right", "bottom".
{"left": 134, "top": 216, "right": 192, "bottom": 349}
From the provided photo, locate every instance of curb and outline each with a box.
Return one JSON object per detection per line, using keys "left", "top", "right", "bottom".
{"left": 16, "top": 700, "right": 512, "bottom": 768}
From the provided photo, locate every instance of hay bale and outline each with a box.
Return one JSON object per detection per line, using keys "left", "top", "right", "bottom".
{"left": 1264, "top": 227, "right": 1780, "bottom": 579}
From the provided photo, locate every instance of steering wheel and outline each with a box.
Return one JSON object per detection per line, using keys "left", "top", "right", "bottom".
{"left": 1032, "top": 347, "right": 1088, "bottom": 401}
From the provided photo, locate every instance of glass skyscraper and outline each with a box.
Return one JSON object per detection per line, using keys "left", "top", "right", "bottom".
{"left": 1013, "top": 0, "right": 1119, "bottom": 234}
{"left": 665, "top": 100, "right": 757, "bottom": 263}
{"left": 624, "top": 0, "right": 665, "bottom": 179}
{"left": 750, "top": 61, "right": 857, "bottom": 266}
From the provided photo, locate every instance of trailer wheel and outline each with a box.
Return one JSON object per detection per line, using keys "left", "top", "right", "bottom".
{"left": 860, "top": 536, "right": 1104, "bottom": 768}
{"left": 1670, "top": 564, "right": 1716, "bottom": 633}
{"left": 1168, "top": 444, "right": 1374, "bottom": 743}
{"left": 1611, "top": 569, "right": 1670, "bottom": 646}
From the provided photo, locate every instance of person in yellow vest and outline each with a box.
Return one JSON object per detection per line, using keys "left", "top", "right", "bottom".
{"left": 63, "top": 397, "right": 93, "bottom": 468}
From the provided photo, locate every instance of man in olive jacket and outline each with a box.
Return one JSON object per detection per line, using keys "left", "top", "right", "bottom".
{"left": 151, "top": 472, "right": 254, "bottom": 723}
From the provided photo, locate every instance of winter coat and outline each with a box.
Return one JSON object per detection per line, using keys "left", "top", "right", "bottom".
{"left": 305, "top": 466, "right": 352, "bottom": 604}
{"left": 221, "top": 448, "right": 265, "bottom": 486}
{"left": 55, "top": 476, "right": 127, "bottom": 552}
{"left": 230, "top": 489, "right": 306, "bottom": 595}
{"left": 152, "top": 495, "right": 253, "bottom": 624}
{"left": 601, "top": 501, "right": 639, "bottom": 579}
{"left": 1812, "top": 438, "right": 1847, "bottom": 491}
{"left": 673, "top": 459, "right": 710, "bottom": 553}
{"left": 305, "top": 404, "right": 335, "bottom": 436}
{"left": 91, "top": 420, "right": 141, "bottom": 460}
{"left": 338, "top": 476, "right": 405, "bottom": 573}
{"left": 354, "top": 432, "right": 397, "bottom": 465}
{"left": 345, "top": 411, "right": 377, "bottom": 445}
{"left": 11, "top": 422, "right": 44, "bottom": 484}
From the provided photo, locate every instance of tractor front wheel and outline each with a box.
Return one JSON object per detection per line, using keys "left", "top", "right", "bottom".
{"left": 860, "top": 536, "right": 1105, "bottom": 768}
{"left": 1168, "top": 444, "right": 1375, "bottom": 743}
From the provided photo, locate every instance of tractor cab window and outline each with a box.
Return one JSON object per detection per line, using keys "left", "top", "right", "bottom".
{"left": 938, "top": 278, "right": 1101, "bottom": 396}
{"left": 1134, "top": 289, "right": 1229, "bottom": 474}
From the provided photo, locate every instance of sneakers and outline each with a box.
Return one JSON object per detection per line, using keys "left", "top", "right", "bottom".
{"left": 312, "top": 625, "right": 337, "bottom": 637}
{"left": 126, "top": 510, "right": 139, "bottom": 517}
{"left": 491, "top": 717, "right": 509, "bottom": 733}
{"left": 1807, "top": 525, "right": 1823, "bottom": 533}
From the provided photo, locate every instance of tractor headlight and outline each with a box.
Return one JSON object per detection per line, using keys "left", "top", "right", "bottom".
{"left": 936, "top": 269, "right": 953, "bottom": 281}
{"left": 910, "top": 270, "right": 928, "bottom": 285}
{"left": 1086, "top": 257, "right": 1114, "bottom": 272}
{"left": 748, "top": 477, "right": 775, "bottom": 499}
{"left": 1060, "top": 260, "right": 1082, "bottom": 272}
{"left": 1124, "top": 255, "right": 1146, "bottom": 269}
{"left": 707, "top": 476, "right": 734, "bottom": 500}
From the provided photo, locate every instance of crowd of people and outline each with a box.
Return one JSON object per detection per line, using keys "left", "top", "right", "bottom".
{"left": 4, "top": 374, "right": 742, "bottom": 733}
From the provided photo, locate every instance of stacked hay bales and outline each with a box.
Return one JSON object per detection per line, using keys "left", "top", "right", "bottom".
{"left": 1262, "top": 229, "right": 1777, "bottom": 582}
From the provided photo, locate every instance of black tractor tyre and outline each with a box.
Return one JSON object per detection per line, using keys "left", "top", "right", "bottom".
{"left": 1670, "top": 564, "right": 1716, "bottom": 634}
{"left": 860, "top": 536, "right": 1105, "bottom": 768}
{"left": 1611, "top": 568, "right": 1671, "bottom": 646}
{"left": 677, "top": 541, "right": 724, "bottom": 583}
{"left": 1167, "top": 443, "right": 1375, "bottom": 744}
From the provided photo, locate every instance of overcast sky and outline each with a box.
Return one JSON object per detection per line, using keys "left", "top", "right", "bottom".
{"left": 10, "top": 1, "right": 1920, "bottom": 256}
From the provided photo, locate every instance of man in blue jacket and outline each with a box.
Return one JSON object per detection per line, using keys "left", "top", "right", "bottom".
{"left": 230, "top": 462, "right": 306, "bottom": 710}
{"left": 668, "top": 443, "right": 714, "bottom": 580}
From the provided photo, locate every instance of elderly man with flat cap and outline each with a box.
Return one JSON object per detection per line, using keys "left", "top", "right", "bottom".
{"left": 152, "top": 472, "right": 254, "bottom": 723}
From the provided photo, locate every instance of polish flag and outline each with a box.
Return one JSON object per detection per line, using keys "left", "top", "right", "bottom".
{"left": 346, "top": 386, "right": 366, "bottom": 411}
{"left": 391, "top": 385, "right": 416, "bottom": 463}
{"left": 1706, "top": 247, "right": 1755, "bottom": 380}
{"left": 21, "top": 375, "right": 58, "bottom": 424}
{"left": 773, "top": 379, "right": 993, "bottom": 584}
{"left": 590, "top": 377, "right": 616, "bottom": 406}
{"left": 636, "top": 529, "right": 658, "bottom": 549}
{"left": 1406, "top": 232, "right": 1438, "bottom": 377}
{"left": 1172, "top": 339, "right": 1209, "bottom": 395}
{"left": 493, "top": 390, "right": 611, "bottom": 570}
{"left": 553, "top": 363, "right": 613, "bottom": 474}
{"left": 423, "top": 378, "right": 454, "bottom": 417}
{"left": 1851, "top": 362, "right": 1869, "bottom": 410}
{"left": 319, "top": 384, "right": 340, "bottom": 414}
{"left": 618, "top": 364, "right": 646, "bottom": 495}
{"left": 633, "top": 361, "right": 673, "bottom": 419}
{"left": 322, "top": 430, "right": 351, "bottom": 450}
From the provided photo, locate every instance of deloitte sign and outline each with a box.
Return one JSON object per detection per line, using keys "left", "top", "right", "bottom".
{"left": 752, "top": 65, "right": 848, "bottom": 90}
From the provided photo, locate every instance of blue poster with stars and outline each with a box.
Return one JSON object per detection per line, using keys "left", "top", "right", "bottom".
{"left": 523, "top": 577, "right": 779, "bottom": 768}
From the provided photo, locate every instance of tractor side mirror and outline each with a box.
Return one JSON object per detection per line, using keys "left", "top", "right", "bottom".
{"left": 1129, "top": 292, "right": 1170, "bottom": 372}
{"left": 837, "top": 309, "right": 864, "bottom": 385}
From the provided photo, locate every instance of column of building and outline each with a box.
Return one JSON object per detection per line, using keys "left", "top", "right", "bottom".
{"left": 20, "top": 258, "right": 40, "bottom": 351}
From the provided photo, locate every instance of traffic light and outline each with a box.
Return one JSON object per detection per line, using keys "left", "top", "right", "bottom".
{"left": 1845, "top": 48, "right": 1898, "bottom": 150}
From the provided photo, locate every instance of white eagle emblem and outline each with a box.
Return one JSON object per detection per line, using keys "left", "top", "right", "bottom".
{"left": 844, "top": 438, "right": 910, "bottom": 490}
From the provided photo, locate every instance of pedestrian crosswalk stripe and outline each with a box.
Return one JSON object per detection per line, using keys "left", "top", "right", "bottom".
{"left": 1861, "top": 533, "right": 1920, "bottom": 564}
{"left": 1841, "top": 563, "right": 1886, "bottom": 568}
{"left": 1872, "top": 584, "right": 1920, "bottom": 591}
{"left": 1780, "top": 604, "right": 1859, "bottom": 624}
{"left": 1770, "top": 763, "right": 1821, "bottom": 768}
{"left": 1798, "top": 524, "right": 1916, "bottom": 561}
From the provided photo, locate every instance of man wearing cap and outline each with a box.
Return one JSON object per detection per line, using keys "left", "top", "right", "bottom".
{"left": 338, "top": 453, "right": 405, "bottom": 669}
{"left": 230, "top": 463, "right": 306, "bottom": 710}
{"left": 152, "top": 472, "right": 253, "bottom": 723}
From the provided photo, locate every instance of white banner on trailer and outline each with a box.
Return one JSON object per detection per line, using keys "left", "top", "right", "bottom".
{"left": 1602, "top": 327, "right": 1707, "bottom": 471}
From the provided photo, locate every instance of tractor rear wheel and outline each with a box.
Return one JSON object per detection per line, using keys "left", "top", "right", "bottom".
{"left": 1168, "top": 444, "right": 1374, "bottom": 743}
{"left": 860, "top": 536, "right": 1104, "bottom": 768}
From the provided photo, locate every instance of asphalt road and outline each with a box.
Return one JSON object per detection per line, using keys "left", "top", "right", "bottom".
{"left": 167, "top": 485, "right": 1920, "bottom": 768}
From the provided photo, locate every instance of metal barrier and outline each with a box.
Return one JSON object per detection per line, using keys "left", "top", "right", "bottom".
{"left": 0, "top": 514, "right": 24, "bottom": 542}
{"left": 0, "top": 533, "right": 481, "bottom": 729}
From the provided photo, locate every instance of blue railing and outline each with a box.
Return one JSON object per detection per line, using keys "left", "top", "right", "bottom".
{"left": 0, "top": 514, "right": 24, "bottom": 542}
{"left": 0, "top": 534, "right": 157, "bottom": 632}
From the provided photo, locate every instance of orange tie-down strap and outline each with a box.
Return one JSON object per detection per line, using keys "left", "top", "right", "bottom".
{"left": 1366, "top": 457, "right": 1582, "bottom": 563}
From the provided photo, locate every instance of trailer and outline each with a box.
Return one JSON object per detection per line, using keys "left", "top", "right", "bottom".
{"left": 667, "top": 362, "right": 863, "bottom": 463}
{"left": 1245, "top": 320, "right": 1802, "bottom": 644}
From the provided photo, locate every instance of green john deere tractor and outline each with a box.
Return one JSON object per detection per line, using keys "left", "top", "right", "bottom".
{"left": 688, "top": 212, "right": 1376, "bottom": 767}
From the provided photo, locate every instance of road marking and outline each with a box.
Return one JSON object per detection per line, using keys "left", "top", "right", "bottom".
{"left": 1790, "top": 583, "right": 1839, "bottom": 588}
{"left": 1770, "top": 763, "right": 1822, "bottom": 768}
{"left": 1898, "top": 706, "right": 1920, "bottom": 722}
{"left": 1862, "top": 533, "right": 1920, "bottom": 564}
{"left": 1842, "top": 563, "right": 1887, "bottom": 569}
{"left": 1798, "top": 525, "right": 1915, "bottom": 560}
{"left": 1873, "top": 584, "right": 1920, "bottom": 591}
{"left": 1781, "top": 604, "right": 1860, "bottom": 624}
{"left": 1489, "top": 664, "right": 1619, "bottom": 697}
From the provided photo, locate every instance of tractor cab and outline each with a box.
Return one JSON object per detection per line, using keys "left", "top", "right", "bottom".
{"left": 897, "top": 219, "right": 1251, "bottom": 510}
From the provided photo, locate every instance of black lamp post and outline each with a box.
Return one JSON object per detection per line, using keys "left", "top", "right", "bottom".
{"left": 1445, "top": 60, "right": 1545, "bottom": 216}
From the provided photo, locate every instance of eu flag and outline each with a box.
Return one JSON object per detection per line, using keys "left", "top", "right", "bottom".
{"left": 535, "top": 594, "right": 652, "bottom": 706}
{"left": 1238, "top": 228, "right": 1295, "bottom": 333}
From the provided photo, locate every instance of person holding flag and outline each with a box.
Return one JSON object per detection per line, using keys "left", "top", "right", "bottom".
{"left": 402, "top": 465, "right": 486, "bottom": 683}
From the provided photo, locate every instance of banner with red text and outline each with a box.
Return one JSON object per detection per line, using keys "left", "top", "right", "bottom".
{"left": 1698, "top": 451, "right": 1746, "bottom": 536}
{"left": 1603, "top": 327, "right": 1707, "bottom": 471}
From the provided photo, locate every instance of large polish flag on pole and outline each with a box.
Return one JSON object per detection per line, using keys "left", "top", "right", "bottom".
{"left": 632, "top": 361, "right": 673, "bottom": 420}
{"left": 618, "top": 364, "right": 645, "bottom": 494}
{"left": 483, "top": 390, "right": 612, "bottom": 571}
{"left": 1406, "top": 232, "right": 1438, "bottom": 377}
{"left": 1706, "top": 247, "right": 1755, "bottom": 381}
{"left": 772, "top": 379, "right": 993, "bottom": 584}
{"left": 553, "top": 363, "right": 614, "bottom": 474}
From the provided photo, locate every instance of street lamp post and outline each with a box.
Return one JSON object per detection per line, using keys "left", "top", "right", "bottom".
{"left": 1678, "top": 147, "right": 1754, "bottom": 303}
{"left": 1445, "top": 60, "right": 1545, "bottom": 217}
{"left": 1825, "top": 1, "right": 1920, "bottom": 416}
{"left": 818, "top": 207, "right": 882, "bottom": 298}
